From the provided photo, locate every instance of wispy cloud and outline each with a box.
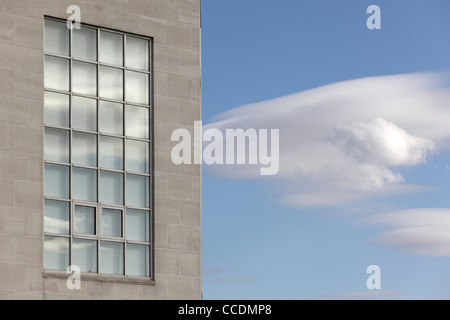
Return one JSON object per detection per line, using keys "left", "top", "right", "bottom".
{"left": 203, "top": 266, "right": 258, "bottom": 283}
{"left": 205, "top": 72, "right": 450, "bottom": 207}
{"left": 358, "top": 208, "right": 450, "bottom": 257}
{"left": 325, "top": 290, "right": 404, "bottom": 298}
{"left": 203, "top": 268, "right": 221, "bottom": 275}
{"left": 207, "top": 276, "right": 260, "bottom": 283}
{"left": 202, "top": 267, "right": 236, "bottom": 275}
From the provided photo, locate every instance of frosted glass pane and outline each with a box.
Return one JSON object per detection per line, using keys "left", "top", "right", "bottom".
{"left": 126, "top": 71, "right": 148, "bottom": 104}
{"left": 73, "top": 61, "right": 97, "bottom": 96}
{"left": 99, "top": 101, "right": 123, "bottom": 135}
{"left": 45, "top": 20, "right": 69, "bottom": 56}
{"left": 126, "top": 36, "right": 149, "bottom": 70}
{"left": 99, "top": 66, "right": 123, "bottom": 100}
{"left": 72, "top": 132, "right": 97, "bottom": 167}
{"left": 126, "top": 174, "right": 149, "bottom": 208}
{"left": 99, "top": 136, "right": 123, "bottom": 170}
{"left": 74, "top": 205, "right": 96, "bottom": 235}
{"left": 102, "top": 208, "right": 122, "bottom": 238}
{"left": 73, "top": 27, "right": 97, "bottom": 61}
{"left": 44, "top": 92, "right": 69, "bottom": 127}
{"left": 72, "top": 96, "right": 97, "bottom": 131}
{"left": 125, "top": 105, "right": 149, "bottom": 139}
{"left": 99, "top": 31, "right": 123, "bottom": 66}
{"left": 100, "top": 171, "right": 123, "bottom": 205}
{"left": 44, "top": 236, "right": 69, "bottom": 271}
{"left": 45, "top": 164, "right": 69, "bottom": 199}
{"left": 45, "top": 56, "right": 69, "bottom": 91}
{"left": 73, "top": 238, "right": 97, "bottom": 273}
{"left": 100, "top": 242, "right": 124, "bottom": 275}
{"left": 126, "top": 244, "right": 149, "bottom": 277}
{"left": 45, "top": 128, "right": 69, "bottom": 163}
{"left": 44, "top": 200, "right": 70, "bottom": 235}
{"left": 126, "top": 209, "right": 149, "bottom": 242}
{"left": 73, "top": 167, "right": 97, "bottom": 202}
{"left": 126, "top": 140, "right": 149, "bottom": 173}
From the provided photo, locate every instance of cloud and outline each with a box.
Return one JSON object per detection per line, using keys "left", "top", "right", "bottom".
{"left": 203, "top": 266, "right": 258, "bottom": 282}
{"left": 325, "top": 290, "right": 403, "bottom": 298}
{"left": 332, "top": 118, "right": 434, "bottom": 168}
{"left": 203, "top": 268, "right": 220, "bottom": 275}
{"left": 358, "top": 209, "right": 450, "bottom": 256}
{"left": 207, "top": 276, "right": 260, "bottom": 283}
{"left": 204, "top": 72, "right": 450, "bottom": 207}
{"left": 203, "top": 267, "right": 236, "bottom": 275}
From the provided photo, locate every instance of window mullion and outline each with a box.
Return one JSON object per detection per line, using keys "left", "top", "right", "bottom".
{"left": 97, "top": 201, "right": 100, "bottom": 275}
{"left": 69, "top": 23, "right": 74, "bottom": 274}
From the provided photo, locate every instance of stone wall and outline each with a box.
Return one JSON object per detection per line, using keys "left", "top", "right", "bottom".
{"left": 0, "top": 0, "right": 201, "bottom": 300}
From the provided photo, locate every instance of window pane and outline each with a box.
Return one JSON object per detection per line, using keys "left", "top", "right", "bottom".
{"left": 100, "top": 171, "right": 123, "bottom": 205}
{"left": 72, "top": 132, "right": 97, "bottom": 167}
{"left": 44, "top": 92, "right": 69, "bottom": 127}
{"left": 44, "top": 200, "right": 70, "bottom": 235}
{"left": 125, "top": 105, "right": 149, "bottom": 139}
{"left": 73, "top": 61, "right": 97, "bottom": 96}
{"left": 126, "top": 71, "right": 148, "bottom": 104}
{"left": 45, "top": 127, "right": 69, "bottom": 163}
{"left": 102, "top": 208, "right": 122, "bottom": 238}
{"left": 126, "top": 244, "right": 149, "bottom": 277}
{"left": 72, "top": 96, "right": 97, "bottom": 131}
{"left": 126, "top": 36, "right": 149, "bottom": 70}
{"left": 126, "top": 174, "right": 149, "bottom": 208}
{"left": 45, "top": 164, "right": 69, "bottom": 199}
{"left": 73, "top": 27, "right": 97, "bottom": 61}
{"left": 73, "top": 167, "right": 97, "bottom": 202}
{"left": 100, "top": 241, "right": 124, "bottom": 275}
{"left": 73, "top": 238, "right": 97, "bottom": 273}
{"left": 99, "top": 136, "right": 123, "bottom": 170}
{"left": 126, "top": 140, "right": 149, "bottom": 173}
{"left": 45, "top": 56, "right": 69, "bottom": 91}
{"left": 99, "top": 101, "right": 123, "bottom": 135}
{"left": 126, "top": 209, "right": 149, "bottom": 242}
{"left": 99, "top": 31, "right": 123, "bottom": 66}
{"left": 44, "top": 236, "right": 69, "bottom": 271}
{"left": 74, "top": 205, "right": 96, "bottom": 235}
{"left": 99, "top": 66, "right": 123, "bottom": 100}
{"left": 45, "top": 20, "right": 69, "bottom": 56}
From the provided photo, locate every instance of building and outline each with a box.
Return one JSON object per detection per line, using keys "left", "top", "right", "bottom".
{"left": 0, "top": 0, "right": 201, "bottom": 300}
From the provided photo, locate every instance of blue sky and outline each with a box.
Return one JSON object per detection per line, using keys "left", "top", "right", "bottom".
{"left": 200, "top": 0, "right": 450, "bottom": 299}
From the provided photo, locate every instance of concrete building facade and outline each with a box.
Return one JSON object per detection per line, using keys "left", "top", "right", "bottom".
{"left": 0, "top": 0, "right": 201, "bottom": 300}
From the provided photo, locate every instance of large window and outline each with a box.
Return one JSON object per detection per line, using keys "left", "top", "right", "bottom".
{"left": 43, "top": 18, "right": 153, "bottom": 279}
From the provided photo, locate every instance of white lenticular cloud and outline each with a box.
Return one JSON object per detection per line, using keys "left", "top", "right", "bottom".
{"left": 205, "top": 72, "right": 450, "bottom": 207}
{"left": 332, "top": 118, "right": 435, "bottom": 167}
{"left": 358, "top": 209, "right": 450, "bottom": 257}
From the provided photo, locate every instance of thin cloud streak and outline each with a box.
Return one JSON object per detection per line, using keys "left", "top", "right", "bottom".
{"left": 203, "top": 267, "right": 236, "bottom": 275}
{"left": 358, "top": 209, "right": 450, "bottom": 257}
{"left": 325, "top": 290, "right": 404, "bottom": 298}
{"left": 207, "top": 276, "right": 260, "bottom": 283}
